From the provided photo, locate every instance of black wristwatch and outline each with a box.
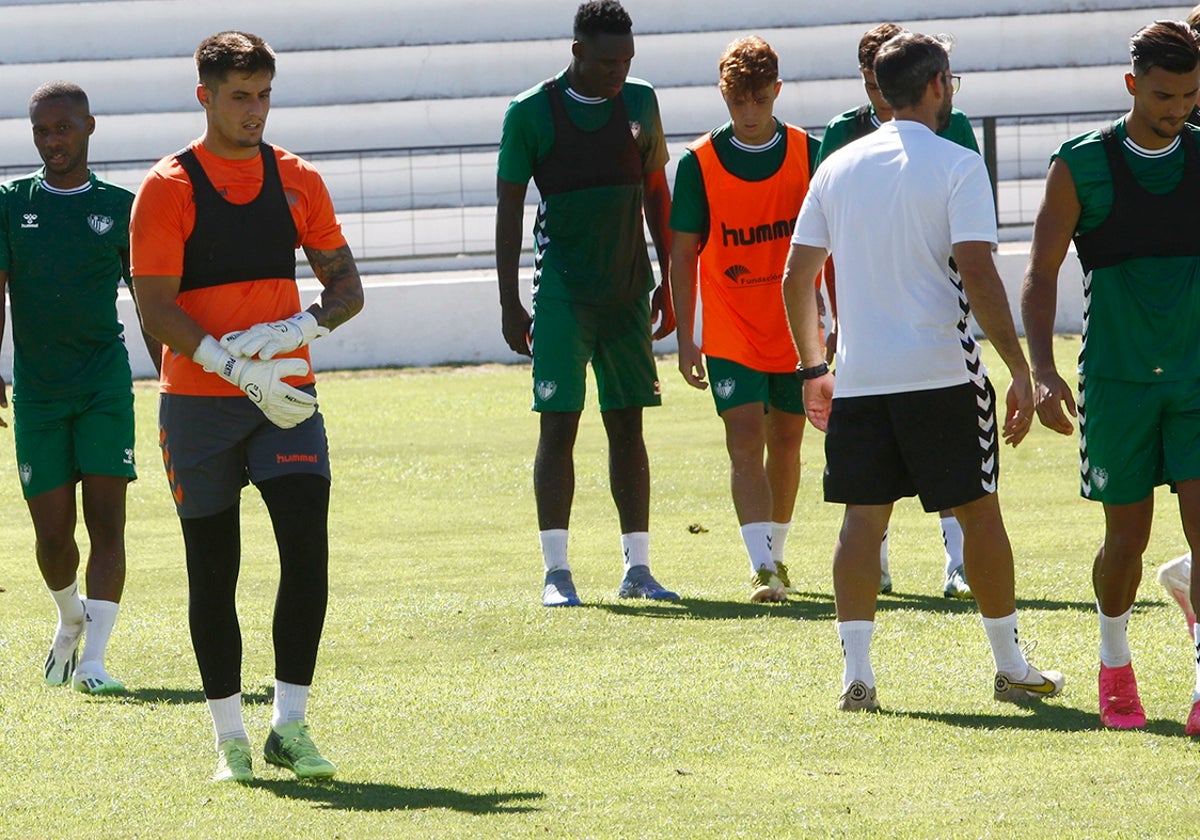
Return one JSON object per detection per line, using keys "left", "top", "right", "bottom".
{"left": 795, "top": 361, "right": 829, "bottom": 380}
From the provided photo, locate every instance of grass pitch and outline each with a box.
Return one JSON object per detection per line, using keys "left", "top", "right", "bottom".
{"left": 3, "top": 336, "right": 1200, "bottom": 839}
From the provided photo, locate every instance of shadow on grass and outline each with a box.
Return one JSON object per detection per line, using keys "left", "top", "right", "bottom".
{"left": 123, "top": 686, "right": 273, "bottom": 706}
{"left": 589, "top": 594, "right": 835, "bottom": 621}
{"left": 894, "top": 703, "right": 1188, "bottom": 736}
{"left": 587, "top": 591, "right": 1150, "bottom": 621}
{"left": 255, "top": 779, "right": 544, "bottom": 814}
{"left": 876, "top": 591, "right": 1108, "bottom": 613}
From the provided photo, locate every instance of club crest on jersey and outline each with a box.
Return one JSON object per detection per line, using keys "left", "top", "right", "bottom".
{"left": 21, "top": 213, "right": 37, "bottom": 229}
{"left": 629, "top": 121, "right": 641, "bottom": 139}
{"left": 18, "top": 462, "right": 32, "bottom": 485}
{"left": 1090, "top": 467, "right": 1108, "bottom": 491}
{"left": 536, "top": 380, "right": 558, "bottom": 401}
{"left": 714, "top": 378, "right": 736, "bottom": 400}
{"left": 87, "top": 214, "right": 114, "bottom": 235}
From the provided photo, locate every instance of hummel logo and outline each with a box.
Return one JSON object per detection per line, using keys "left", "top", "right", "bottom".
{"left": 21, "top": 213, "right": 37, "bottom": 228}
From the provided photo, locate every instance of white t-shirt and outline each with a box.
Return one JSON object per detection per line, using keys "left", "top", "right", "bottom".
{"left": 792, "top": 120, "right": 998, "bottom": 398}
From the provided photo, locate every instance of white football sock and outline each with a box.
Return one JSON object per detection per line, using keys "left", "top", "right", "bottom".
{"left": 622, "top": 532, "right": 649, "bottom": 572}
{"left": 1098, "top": 604, "right": 1133, "bottom": 668}
{"left": 981, "top": 611, "right": 1028, "bottom": 676}
{"left": 208, "top": 693, "right": 248, "bottom": 749}
{"left": 539, "top": 529, "right": 569, "bottom": 573}
{"left": 80, "top": 599, "right": 119, "bottom": 667}
{"left": 770, "top": 521, "right": 792, "bottom": 566}
{"left": 49, "top": 579, "right": 86, "bottom": 627}
{"left": 272, "top": 680, "right": 311, "bottom": 729}
{"left": 940, "top": 515, "right": 964, "bottom": 576}
{"left": 837, "top": 620, "right": 875, "bottom": 687}
{"left": 740, "top": 522, "right": 775, "bottom": 573}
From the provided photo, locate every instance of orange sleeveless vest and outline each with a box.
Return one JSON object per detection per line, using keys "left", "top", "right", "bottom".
{"left": 692, "top": 125, "right": 810, "bottom": 372}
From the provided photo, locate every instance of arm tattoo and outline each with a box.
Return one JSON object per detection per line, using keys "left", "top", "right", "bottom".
{"left": 305, "top": 244, "right": 365, "bottom": 331}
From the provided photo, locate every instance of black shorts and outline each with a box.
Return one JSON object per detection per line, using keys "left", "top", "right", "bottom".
{"left": 823, "top": 379, "right": 999, "bottom": 512}
{"left": 159, "top": 387, "right": 330, "bottom": 519}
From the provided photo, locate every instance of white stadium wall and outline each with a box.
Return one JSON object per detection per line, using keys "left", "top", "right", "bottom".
{"left": 0, "top": 0, "right": 1145, "bottom": 381}
{"left": 1, "top": 246, "right": 1084, "bottom": 381}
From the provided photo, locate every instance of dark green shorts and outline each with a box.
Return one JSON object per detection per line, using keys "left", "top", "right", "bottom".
{"left": 13, "top": 387, "right": 136, "bottom": 499}
{"left": 1078, "top": 374, "right": 1200, "bottom": 504}
{"left": 706, "top": 356, "right": 805, "bottom": 416}
{"left": 529, "top": 295, "right": 661, "bottom": 412}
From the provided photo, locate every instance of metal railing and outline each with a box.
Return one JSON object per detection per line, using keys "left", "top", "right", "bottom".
{"left": 0, "top": 109, "right": 1123, "bottom": 271}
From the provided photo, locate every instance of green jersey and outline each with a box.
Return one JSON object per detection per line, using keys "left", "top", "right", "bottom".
{"left": 816, "top": 105, "right": 978, "bottom": 167}
{"left": 0, "top": 171, "right": 133, "bottom": 399}
{"left": 1054, "top": 118, "right": 1200, "bottom": 382}
{"left": 670, "top": 120, "right": 821, "bottom": 235}
{"left": 498, "top": 71, "right": 668, "bottom": 305}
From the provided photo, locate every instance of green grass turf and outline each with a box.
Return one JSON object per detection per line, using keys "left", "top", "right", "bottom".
{"left": 3, "top": 335, "right": 1200, "bottom": 838}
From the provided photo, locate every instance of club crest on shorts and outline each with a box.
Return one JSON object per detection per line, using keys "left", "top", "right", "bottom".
{"left": 87, "top": 214, "right": 114, "bottom": 235}
{"left": 18, "top": 462, "right": 32, "bottom": 486}
{"left": 535, "top": 380, "right": 558, "bottom": 401}
{"left": 124, "top": 448, "right": 134, "bottom": 466}
{"left": 714, "top": 378, "right": 736, "bottom": 400}
{"left": 629, "top": 121, "right": 641, "bottom": 139}
{"left": 1090, "top": 466, "right": 1108, "bottom": 491}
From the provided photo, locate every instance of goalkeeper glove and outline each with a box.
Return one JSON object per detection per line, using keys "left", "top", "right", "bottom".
{"left": 193, "top": 335, "right": 317, "bottom": 429}
{"left": 220, "top": 311, "right": 329, "bottom": 360}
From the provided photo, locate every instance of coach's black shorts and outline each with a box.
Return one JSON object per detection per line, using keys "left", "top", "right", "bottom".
{"left": 823, "top": 379, "right": 999, "bottom": 512}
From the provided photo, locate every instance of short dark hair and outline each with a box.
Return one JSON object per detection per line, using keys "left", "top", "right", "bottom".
{"left": 858, "top": 23, "right": 905, "bottom": 71}
{"left": 574, "top": 0, "right": 632, "bottom": 40}
{"left": 195, "top": 31, "right": 276, "bottom": 89}
{"left": 28, "top": 80, "right": 89, "bottom": 119}
{"left": 874, "top": 32, "right": 950, "bottom": 110}
{"left": 1130, "top": 20, "right": 1200, "bottom": 75}
{"left": 718, "top": 36, "right": 779, "bottom": 97}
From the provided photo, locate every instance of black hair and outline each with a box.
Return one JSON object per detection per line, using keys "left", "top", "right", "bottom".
{"left": 29, "top": 80, "right": 89, "bottom": 119}
{"left": 574, "top": 0, "right": 632, "bottom": 40}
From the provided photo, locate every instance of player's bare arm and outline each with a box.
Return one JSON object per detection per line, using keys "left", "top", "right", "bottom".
{"left": 781, "top": 242, "right": 833, "bottom": 431}
{"left": 0, "top": 268, "right": 8, "bottom": 427}
{"left": 131, "top": 274, "right": 207, "bottom": 358}
{"left": 303, "top": 243, "right": 364, "bottom": 331}
{"left": 124, "top": 254, "right": 164, "bottom": 376}
{"left": 953, "top": 239, "right": 1034, "bottom": 447}
{"left": 495, "top": 176, "right": 532, "bottom": 356}
{"left": 668, "top": 229, "right": 706, "bottom": 389}
{"left": 643, "top": 167, "right": 675, "bottom": 339}
{"left": 1019, "top": 158, "right": 1081, "bottom": 436}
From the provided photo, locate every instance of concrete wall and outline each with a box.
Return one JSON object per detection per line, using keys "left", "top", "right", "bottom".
{"left": 0, "top": 245, "right": 1086, "bottom": 382}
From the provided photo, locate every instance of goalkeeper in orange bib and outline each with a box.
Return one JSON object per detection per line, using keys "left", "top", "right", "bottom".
{"left": 131, "top": 31, "right": 363, "bottom": 783}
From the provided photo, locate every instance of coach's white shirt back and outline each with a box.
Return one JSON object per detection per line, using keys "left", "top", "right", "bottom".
{"left": 792, "top": 120, "right": 997, "bottom": 398}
